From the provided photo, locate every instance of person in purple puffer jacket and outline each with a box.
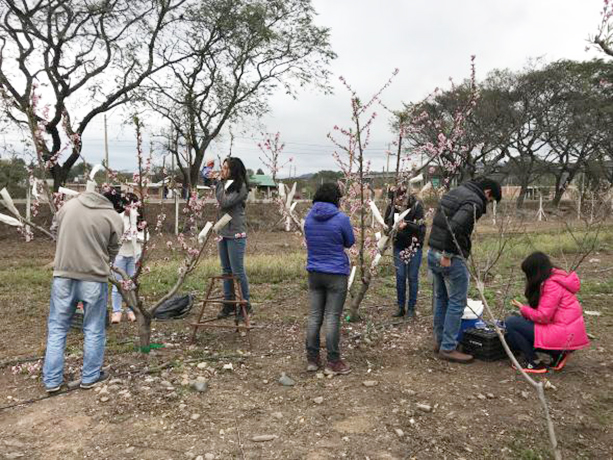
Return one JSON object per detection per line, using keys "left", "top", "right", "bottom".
{"left": 304, "top": 183, "right": 355, "bottom": 376}
{"left": 506, "top": 251, "right": 590, "bottom": 374}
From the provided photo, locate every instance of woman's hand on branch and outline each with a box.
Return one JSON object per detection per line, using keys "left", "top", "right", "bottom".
{"left": 511, "top": 299, "right": 523, "bottom": 308}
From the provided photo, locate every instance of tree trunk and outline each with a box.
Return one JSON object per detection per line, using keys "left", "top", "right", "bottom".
{"left": 516, "top": 179, "right": 529, "bottom": 209}
{"left": 348, "top": 270, "right": 371, "bottom": 322}
{"left": 136, "top": 310, "right": 152, "bottom": 352}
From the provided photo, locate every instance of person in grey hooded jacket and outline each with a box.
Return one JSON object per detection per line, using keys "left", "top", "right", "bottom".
{"left": 43, "top": 190, "right": 124, "bottom": 393}
{"left": 215, "top": 157, "right": 251, "bottom": 320}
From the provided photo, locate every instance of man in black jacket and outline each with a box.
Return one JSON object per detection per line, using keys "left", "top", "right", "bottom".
{"left": 384, "top": 186, "right": 426, "bottom": 318}
{"left": 427, "top": 177, "right": 501, "bottom": 363}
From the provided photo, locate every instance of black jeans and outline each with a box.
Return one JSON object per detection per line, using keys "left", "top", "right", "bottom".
{"left": 306, "top": 272, "right": 348, "bottom": 362}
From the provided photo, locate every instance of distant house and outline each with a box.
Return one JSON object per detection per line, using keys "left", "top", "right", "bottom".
{"left": 249, "top": 174, "right": 277, "bottom": 197}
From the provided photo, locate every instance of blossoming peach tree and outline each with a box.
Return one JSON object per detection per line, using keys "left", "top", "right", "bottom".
{"left": 329, "top": 61, "right": 479, "bottom": 321}
{"left": 0, "top": 106, "right": 227, "bottom": 351}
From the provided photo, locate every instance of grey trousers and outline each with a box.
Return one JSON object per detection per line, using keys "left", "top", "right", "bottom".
{"left": 305, "top": 271, "right": 348, "bottom": 362}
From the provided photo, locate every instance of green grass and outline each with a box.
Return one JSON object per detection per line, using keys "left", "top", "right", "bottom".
{"left": 472, "top": 226, "right": 613, "bottom": 263}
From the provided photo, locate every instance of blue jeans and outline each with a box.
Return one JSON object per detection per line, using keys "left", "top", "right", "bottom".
{"left": 111, "top": 255, "right": 137, "bottom": 313}
{"left": 218, "top": 237, "right": 250, "bottom": 303}
{"left": 43, "top": 277, "right": 108, "bottom": 388}
{"left": 306, "top": 272, "right": 348, "bottom": 362}
{"left": 428, "top": 249, "right": 470, "bottom": 352}
{"left": 393, "top": 246, "right": 422, "bottom": 311}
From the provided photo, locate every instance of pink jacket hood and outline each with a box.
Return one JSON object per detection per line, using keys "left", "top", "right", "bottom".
{"left": 549, "top": 269, "right": 580, "bottom": 294}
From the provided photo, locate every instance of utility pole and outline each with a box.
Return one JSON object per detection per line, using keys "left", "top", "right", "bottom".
{"left": 386, "top": 143, "right": 391, "bottom": 176}
{"left": 104, "top": 114, "right": 109, "bottom": 182}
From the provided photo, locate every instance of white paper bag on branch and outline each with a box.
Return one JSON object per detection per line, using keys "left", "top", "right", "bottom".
{"left": 198, "top": 221, "right": 214, "bottom": 244}
{"left": 213, "top": 213, "right": 232, "bottom": 233}
{"left": 368, "top": 200, "right": 387, "bottom": 229}
{"left": 372, "top": 253, "right": 382, "bottom": 267}
{"left": 347, "top": 266, "right": 357, "bottom": 289}
{"left": 0, "top": 212, "right": 23, "bottom": 227}
{"left": 377, "top": 235, "right": 388, "bottom": 252}
{"left": 0, "top": 188, "right": 21, "bottom": 217}
{"left": 224, "top": 179, "right": 234, "bottom": 191}
{"left": 89, "top": 164, "right": 105, "bottom": 181}
{"left": 58, "top": 186, "right": 79, "bottom": 196}
{"left": 286, "top": 182, "right": 297, "bottom": 209}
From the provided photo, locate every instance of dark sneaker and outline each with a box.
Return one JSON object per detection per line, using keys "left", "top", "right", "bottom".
{"left": 45, "top": 384, "right": 62, "bottom": 394}
{"left": 551, "top": 352, "right": 570, "bottom": 371}
{"left": 80, "top": 371, "right": 109, "bottom": 389}
{"left": 438, "top": 349, "right": 474, "bottom": 364}
{"left": 236, "top": 303, "right": 253, "bottom": 323}
{"left": 306, "top": 357, "right": 321, "bottom": 372}
{"left": 511, "top": 361, "right": 548, "bottom": 374}
{"left": 392, "top": 308, "right": 405, "bottom": 318}
{"left": 405, "top": 309, "right": 416, "bottom": 319}
{"left": 324, "top": 360, "right": 352, "bottom": 376}
{"left": 217, "top": 303, "right": 235, "bottom": 319}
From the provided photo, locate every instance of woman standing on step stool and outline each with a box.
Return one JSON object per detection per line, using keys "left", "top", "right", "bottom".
{"left": 214, "top": 157, "right": 251, "bottom": 322}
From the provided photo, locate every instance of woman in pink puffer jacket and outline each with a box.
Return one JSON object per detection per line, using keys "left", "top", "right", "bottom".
{"left": 505, "top": 252, "right": 590, "bottom": 374}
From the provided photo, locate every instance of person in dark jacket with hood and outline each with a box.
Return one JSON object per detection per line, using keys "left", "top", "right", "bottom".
{"left": 428, "top": 177, "right": 501, "bottom": 363}
{"left": 304, "top": 183, "right": 355, "bottom": 376}
{"left": 384, "top": 185, "right": 426, "bottom": 318}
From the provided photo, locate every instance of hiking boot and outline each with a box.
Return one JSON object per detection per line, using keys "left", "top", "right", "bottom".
{"left": 236, "top": 303, "right": 253, "bottom": 323}
{"left": 126, "top": 311, "right": 136, "bottom": 322}
{"left": 438, "top": 349, "right": 474, "bottom": 364}
{"left": 80, "top": 371, "right": 109, "bottom": 389}
{"left": 405, "top": 308, "right": 416, "bottom": 319}
{"left": 392, "top": 308, "right": 405, "bottom": 318}
{"left": 324, "top": 360, "right": 352, "bottom": 376}
{"left": 511, "top": 361, "right": 548, "bottom": 374}
{"left": 306, "top": 357, "right": 321, "bottom": 372}
{"left": 45, "top": 384, "right": 62, "bottom": 394}
{"left": 551, "top": 352, "right": 570, "bottom": 371}
{"left": 217, "top": 303, "right": 235, "bottom": 319}
{"left": 111, "top": 312, "right": 122, "bottom": 324}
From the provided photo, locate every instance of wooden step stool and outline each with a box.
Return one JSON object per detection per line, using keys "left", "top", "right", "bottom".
{"left": 190, "top": 274, "right": 252, "bottom": 343}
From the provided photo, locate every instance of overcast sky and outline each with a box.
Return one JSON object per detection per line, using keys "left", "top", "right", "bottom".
{"left": 1, "top": 0, "right": 606, "bottom": 178}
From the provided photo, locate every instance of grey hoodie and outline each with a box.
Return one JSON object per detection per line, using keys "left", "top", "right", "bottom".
{"left": 53, "top": 191, "right": 124, "bottom": 283}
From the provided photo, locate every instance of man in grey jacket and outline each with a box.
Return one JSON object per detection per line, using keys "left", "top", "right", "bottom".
{"left": 43, "top": 191, "right": 124, "bottom": 393}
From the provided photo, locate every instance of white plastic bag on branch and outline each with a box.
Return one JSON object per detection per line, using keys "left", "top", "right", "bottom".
{"left": 224, "top": 179, "right": 234, "bottom": 191}
{"left": 86, "top": 181, "right": 97, "bottom": 192}
{"left": 278, "top": 183, "right": 286, "bottom": 199}
{"left": 213, "top": 214, "right": 232, "bottom": 233}
{"left": 0, "top": 213, "right": 23, "bottom": 227}
{"left": 290, "top": 202, "right": 297, "bottom": 213}
{"left": 0, "top": 188, "right": 21, "bottom": 217}
{"left": 198, "top": 221, "right": 214, "bottom": 244}
{"left": 368, "top": 200, "right": 387, "bottom": 229}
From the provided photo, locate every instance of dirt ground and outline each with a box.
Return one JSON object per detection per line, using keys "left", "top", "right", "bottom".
{"left": 0, "top": 227, "right": 612, "bottom": 460}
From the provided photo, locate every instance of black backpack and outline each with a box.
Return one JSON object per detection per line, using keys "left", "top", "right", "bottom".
{"left": 153, "top": 294, "right": 194, "bottom": 320}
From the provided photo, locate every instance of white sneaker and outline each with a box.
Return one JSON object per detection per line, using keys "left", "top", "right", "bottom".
{"left": 111, "top": 312, "right": 122, "bottom": 324}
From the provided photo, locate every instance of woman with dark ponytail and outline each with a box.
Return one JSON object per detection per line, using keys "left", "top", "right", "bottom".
{"left": 215, "top": 157, "right": 251, "bottom": 320}
{"left": 505, "top": 252, "right": 590, "bottom": 373}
